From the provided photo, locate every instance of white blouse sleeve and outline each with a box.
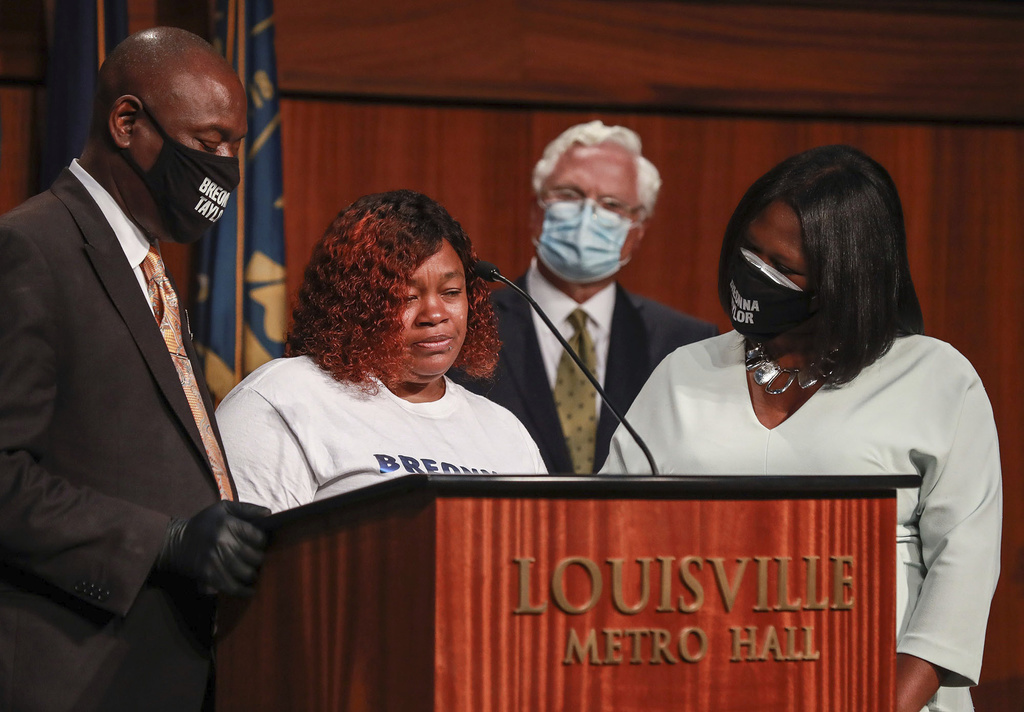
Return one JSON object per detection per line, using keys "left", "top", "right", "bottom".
{"left": 600, "top": 361, "right": 671, "bottom": 475}
{"left": 217, "top": 385, "right": 318, "bottom": 514}
{"left": 896, "top": 375, "right": 1002, "bottom": 687}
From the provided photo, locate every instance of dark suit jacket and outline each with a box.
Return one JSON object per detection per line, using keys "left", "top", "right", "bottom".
{"left": 459, "top": 275, "right": 718, "bottom": 473}
{"left": 0, "top": 170, "right": 231, "bottom": 711}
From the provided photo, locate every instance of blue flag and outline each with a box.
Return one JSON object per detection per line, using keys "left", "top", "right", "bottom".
{"left": 39, "top": 0, "right": 127, "bottom": 190}
{"left": 195, "top": 0, "right": 287, "bottom": 401}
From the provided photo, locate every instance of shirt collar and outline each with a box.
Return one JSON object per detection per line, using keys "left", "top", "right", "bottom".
{"left": 69, "top": 159, "right": 152, "bottom": 270}
{"left": 525, "top": 258, "right": 616, "bottom": 334}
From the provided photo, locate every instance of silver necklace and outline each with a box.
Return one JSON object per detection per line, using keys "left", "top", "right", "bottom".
{"left": 744, "top": 341, "right": 825, "bottom": 395}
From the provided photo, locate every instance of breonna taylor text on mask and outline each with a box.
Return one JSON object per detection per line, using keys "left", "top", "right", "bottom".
{"left": 194, "top": 176, "right": 231, "bottom": 223}
{"left": 730, "top": 281, "right": 759, "bottom": 325}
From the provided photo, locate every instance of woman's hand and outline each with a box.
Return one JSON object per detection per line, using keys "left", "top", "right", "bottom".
{"left": 896, "top": 653, "right": 943, "bottom": 712}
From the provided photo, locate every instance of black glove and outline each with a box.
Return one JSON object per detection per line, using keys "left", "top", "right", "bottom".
{"left": 155, "top": 500, "right": 271, "bottom": 597}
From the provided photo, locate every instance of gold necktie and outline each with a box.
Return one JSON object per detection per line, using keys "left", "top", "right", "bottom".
{"left": 554, "top": 308, "right": 598, "bottom": 474}
{"left": 142, "top": 246, "right": 234, "bottom": 500}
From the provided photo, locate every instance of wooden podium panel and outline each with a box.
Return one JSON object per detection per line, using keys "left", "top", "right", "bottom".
{"left": 216, "top": 475, "right": 908, "bottom": 711}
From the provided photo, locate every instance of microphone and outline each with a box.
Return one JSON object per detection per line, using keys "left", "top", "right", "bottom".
{"left": 474, "top": 260, "right": 660, "bottom": 475}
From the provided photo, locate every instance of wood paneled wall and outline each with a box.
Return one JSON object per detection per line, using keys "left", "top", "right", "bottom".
{"left": 2, "top": 0, "right": 1022, "bottom": 705}
{"left": 274, "top": 1, "right": 1024, "bottom": 121}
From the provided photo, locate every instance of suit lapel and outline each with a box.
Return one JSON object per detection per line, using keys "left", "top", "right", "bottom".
{"left": 595, "top": 286, "right": 651, "bottom": 469}
{"left": 494, "top": 278, "right": 573, "bottom": 473}
{"left": 51, "top": 171, "right": 214, "bottom": 476}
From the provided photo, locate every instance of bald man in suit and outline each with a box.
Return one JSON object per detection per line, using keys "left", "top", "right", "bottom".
{"left": 0, "top": 28, "right": 268, "bottom": 711}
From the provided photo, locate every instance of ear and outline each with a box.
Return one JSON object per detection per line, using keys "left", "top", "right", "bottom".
{"left": 109, "top": 95, "right": 143, "bottom": 149}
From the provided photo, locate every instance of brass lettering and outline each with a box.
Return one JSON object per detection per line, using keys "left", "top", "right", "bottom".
{"left": 784, "top": 626, "right": 803, "bottom": 660}
{"left": 760, "top": 625, "right": 783, "bottom": 661}
{"left": 729, "top": 625, "right": 758, "bottom": 662}
{"left": 625, "top": 629, "right": 650, "bottom": 664}
{"left": 830, "top": 555, "right": 855, "bottom": 610}
{"left": 650, "top": 629, "right": 678, "bottom": 664}
{"left": 802, "top": 626, "right": 821, "bottom": 660}
{"left": 563, "top": 628, "right": 601, "bottom": 665}
{"left": 709, "top": 557, "right": 749, "bottom": 613}
{"left": 608, "top": 557, "right": 652, "bottom": 615}
{"left": 728, "top": 625, "right": 818, "bottom": 663}
{"left": 678, "top": 556, "right": 704, "bottom": 613}
{"left": 552, "top": 557, "right": 602, "bottom": 615}
{"left": 803, "top": 556, "right": 829, "bottom": 610}
{"left": 774, "top": 557, "right": 802, "bottom": 611}
{"left": 513, "top": 557, "right": 547, "bottom": 614}
{"left": 602, "top": 628, "right": 624, "bottom": 665}
{"left": 677, "top": 627, "right": 708, "bottom": 663}
{"left": 754, "top": 556, "right": 771, "bottom": 611}
{"left": 656, "top": 556, "right": 675, "bottom": 612}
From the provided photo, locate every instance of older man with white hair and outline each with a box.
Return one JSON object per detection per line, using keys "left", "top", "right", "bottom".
{"left": 461, "top": 120, "right": 716, "bottom": 474}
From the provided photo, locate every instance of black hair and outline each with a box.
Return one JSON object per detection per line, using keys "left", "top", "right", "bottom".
{"left": 717, "top": 145, "right": 924, "bottom": 385}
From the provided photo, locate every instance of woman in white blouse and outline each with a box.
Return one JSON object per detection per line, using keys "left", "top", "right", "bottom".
{"left": 604, "top": 145, "right": 1001, "bottom": 712}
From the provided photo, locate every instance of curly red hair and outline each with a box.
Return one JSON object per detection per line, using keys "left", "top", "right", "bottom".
{"left": 287, "top": 190, "right": 499, "bottom": 390}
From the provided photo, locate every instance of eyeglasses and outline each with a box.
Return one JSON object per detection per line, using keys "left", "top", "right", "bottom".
{"left": 538, "top": 187, "right": 646, "bottom": 222}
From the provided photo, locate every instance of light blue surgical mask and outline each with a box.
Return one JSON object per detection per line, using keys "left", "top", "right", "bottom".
{"left": 536, "top": 200, "right": 633, "bottom": 283}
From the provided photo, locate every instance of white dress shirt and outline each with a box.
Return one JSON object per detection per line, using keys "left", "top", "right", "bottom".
{"left": 69, "top": 159, "right": 154, "bottom": 312}
{"left": 525, "top": 259, "right": 616, "bottom": 393}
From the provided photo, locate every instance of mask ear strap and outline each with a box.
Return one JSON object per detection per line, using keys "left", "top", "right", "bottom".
{"left": 118, "top": 140, "right": 158, "bottom": 192}
{"left": 137, "top": 103, "right": 242, "bottom": 169}
{"left": 137, "top": 103, "right": 174, "bottom": 143}
{"left": 113, "top": 148, "right": 161, "bottom": 242}
{"left": 118, "top": 102, "right": 172, "bottom": 187}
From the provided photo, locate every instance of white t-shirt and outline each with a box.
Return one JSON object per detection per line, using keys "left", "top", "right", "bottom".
{"left": 603, "top": 331, "right": 1002, "bottom": 711}
{"left": 217, "top": 356, "right": 546, "bottom": 513}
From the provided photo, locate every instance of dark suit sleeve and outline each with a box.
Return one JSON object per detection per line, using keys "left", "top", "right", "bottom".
{"left": 0, "top": 224, "right": 169, "bottom": 617}
{"left": 642, "top": 298, "right": 719, "bottom": 364}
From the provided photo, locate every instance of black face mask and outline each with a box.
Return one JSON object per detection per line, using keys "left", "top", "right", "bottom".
{"left": 729, "top": 250, "right": 817, "bottom": 339}
{"left": 122, "top": 105, "right": 240, "bottom": 244}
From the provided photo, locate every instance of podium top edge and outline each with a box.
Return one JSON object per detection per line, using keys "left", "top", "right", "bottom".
{"left": 428, "top": 473, "right": 922, "bottom": 493}
{"left": 261, "top": 473, "right": 922, "bottom": 530}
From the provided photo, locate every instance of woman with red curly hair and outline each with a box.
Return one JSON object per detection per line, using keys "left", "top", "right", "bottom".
{"left": 217, "top": 190, "right": 545, "bottom": 512}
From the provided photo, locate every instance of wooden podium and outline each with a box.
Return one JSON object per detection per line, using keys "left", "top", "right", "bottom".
{"left": 215, "top": 474, "right": 917, "bottom": 711}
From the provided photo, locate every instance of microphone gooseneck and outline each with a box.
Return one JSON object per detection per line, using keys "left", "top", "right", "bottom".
{"left": 474, "top": 260, "right": 660, "bottom": 475}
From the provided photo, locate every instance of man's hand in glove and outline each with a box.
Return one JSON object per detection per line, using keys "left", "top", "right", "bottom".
{"left": 155, "top": 501, "right": 271, "bottom": 597}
